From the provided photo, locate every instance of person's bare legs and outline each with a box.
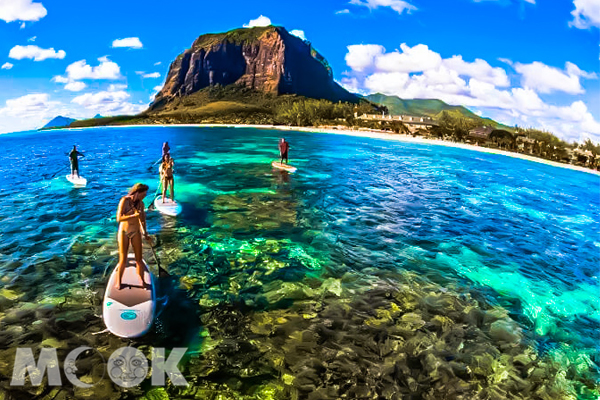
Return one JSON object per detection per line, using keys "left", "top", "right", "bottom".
{"left": 169, "top": 178, "right": 174, "bottom": 202}
{"left": 161, "top": 178, "right": 167, "bottom": 203}
{"left": 131, "top": 231, "right": 147, "bottom": 289}
{"left": 115, "top": 230, "right": 130, "bottom": 289}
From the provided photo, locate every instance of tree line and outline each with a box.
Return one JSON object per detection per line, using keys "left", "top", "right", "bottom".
{"left": 272, "top": 99, "right": 598, "bottom": 168}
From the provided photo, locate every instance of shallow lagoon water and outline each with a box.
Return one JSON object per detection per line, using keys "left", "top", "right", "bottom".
{"left": 0, "top": 126, "right": 598, "bottom": 399}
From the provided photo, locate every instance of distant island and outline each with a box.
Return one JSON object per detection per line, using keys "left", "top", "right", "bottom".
{"left": 41, "top": 116, "right": 77, "bottom": 129}
{"left": 47, "top": 26, "right": 599, "bottom": 172}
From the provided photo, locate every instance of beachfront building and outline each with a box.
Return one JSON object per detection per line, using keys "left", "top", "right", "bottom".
{"left": 572, "top": 148, "right": 596, "bottom": 167}
{"left": 356, "top": 113, "right": 438, "bottom": 134}
{"left": 466, "top": 126, "right": 493, "bottom": 146}
{"left": 516, "top": 135, "right": 537, "bottom": 154}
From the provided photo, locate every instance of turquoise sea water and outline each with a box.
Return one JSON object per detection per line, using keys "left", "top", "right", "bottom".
{"left": 0, "top": 126, "right": 598, "bottom": 399}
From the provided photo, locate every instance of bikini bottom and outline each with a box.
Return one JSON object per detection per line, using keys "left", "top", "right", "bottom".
{"left": 121, "top": 230, "right": 141, "bottom": 240}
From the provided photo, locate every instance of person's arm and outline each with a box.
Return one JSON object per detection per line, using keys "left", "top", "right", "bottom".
{"left": 140, "top": 208, "right": 150, "bottom": 239}
{"left": 116, "top": 197, "right": 140, "bottom": 223}
{"left": 78, "top": 151, "right": 85, "bottom": 157}
{"left": 139, "top": 208, "right": 153, "bottom": 244}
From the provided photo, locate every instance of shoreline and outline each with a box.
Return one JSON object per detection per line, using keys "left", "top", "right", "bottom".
{"left": 54, "top": 123, "right": 600, "bottom": 176}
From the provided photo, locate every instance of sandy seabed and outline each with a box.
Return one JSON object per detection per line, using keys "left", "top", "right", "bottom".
{"left": 65, "top": 123, "right": 600, "bottom": 176}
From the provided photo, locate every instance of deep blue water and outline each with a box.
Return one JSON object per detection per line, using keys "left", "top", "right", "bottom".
{"left": 0, "top": 126, "right": 598, "bottom": 395}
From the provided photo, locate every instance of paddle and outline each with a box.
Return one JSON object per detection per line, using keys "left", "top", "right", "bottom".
{"left": 139, "top": 219, "right": 169, "bottom": 278}
{"left": 43, "top": 164, "right": 69, "bottom": 179}
{"left": 147, "top": 178, "right": 162, "bottom": 211}
{"left": 147, "top": 156, "right": 163, "bottom": 172}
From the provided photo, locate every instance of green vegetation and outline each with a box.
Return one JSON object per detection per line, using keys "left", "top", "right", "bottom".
{"left": 192, "top": 26, "right": 275, "bottom": 49}
{"left": 69, "top": 115, "right": 144, "bottom": 128}
{"left": 368, "top": 93, "right": 514, "bottom": 130}
{"left": 435, "top": 110, "right": 481, "bottom": 141}
{"left": 66, "top": 85, "right": 598, "bottom": 171}
{"left": 582, "top": 138, "right": 600, "bottom": 155}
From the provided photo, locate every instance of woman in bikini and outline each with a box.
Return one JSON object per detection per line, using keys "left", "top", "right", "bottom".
{"left": 115, "top": 183, "right": 153, "bottom": 289}
{"left": 160, "top": 154, "right": 175, "bottom": 203}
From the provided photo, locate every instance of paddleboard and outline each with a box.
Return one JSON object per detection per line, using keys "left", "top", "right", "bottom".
{"left": 272, "top": 161, "right": 297, "bottom": 173}
{"left": 154, "top": 195, "right": 182, "bottom": 216}
{"left": 66, "top": 174, "right": 87, "bottom": 186}
{"left": 103, "top": 255, "right": 156, "bottom": 338}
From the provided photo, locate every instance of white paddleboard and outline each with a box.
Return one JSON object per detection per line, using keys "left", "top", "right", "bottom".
{"left": 103, "top": 255, "right": 156, "bottom": 338}
{"left": 272, "top": 161, "right": 297, "bottom": 173}
{"left": 66, "top": 174, "right": 87, "bottom": 186}
{"left": 154, "top": 195, "right": 182, "bottom": 216}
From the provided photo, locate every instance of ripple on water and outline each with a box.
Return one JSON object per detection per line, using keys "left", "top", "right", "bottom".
{"left": 0, "top": 127, "right": 598, "bottom": 399}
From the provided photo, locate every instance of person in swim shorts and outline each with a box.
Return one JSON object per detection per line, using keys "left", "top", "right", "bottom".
{"left": 115, "top": 183, "right": 153, "bottom": 289}
{"left": 68, "top": 145, "right": 85, "bottom": 178}
{"left": 278, "top": 138, "right": 290, "bottom": 164}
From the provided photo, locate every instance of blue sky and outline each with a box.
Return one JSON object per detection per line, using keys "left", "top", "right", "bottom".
{"left": 0, "top": 0, "right": 598, "bottom": 142}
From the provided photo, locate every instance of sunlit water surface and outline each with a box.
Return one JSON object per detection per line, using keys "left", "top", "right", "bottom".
{"left": 0, "top": 126, "right": 598, "bottom": 399}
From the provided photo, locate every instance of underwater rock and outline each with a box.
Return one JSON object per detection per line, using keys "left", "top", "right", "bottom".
{"left": 319, "top": 278, "right": 342, "bottom": 297}
{"left": 80, "top": 265, "right": 93, "bottom": 277}
{"left": 143, "top": 387, "right": 170, "bottom": 400}
{"left": 489, "top": 320, "right": 522, "bottom": 343}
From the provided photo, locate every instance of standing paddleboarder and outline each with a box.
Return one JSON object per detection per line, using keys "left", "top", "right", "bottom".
{"left": 69, "top": 145, "right": 85, "bottom": 178}
{"left": 162, "top": 141, "right": 170, "bottom": 157}
{"left": 279, "top": 138, "right": 290, "bottom": 164}
{"left": 159, "top": 154, "right": 175, "bottom": 204}
{"left": 115, "top": 183, "right": 153, "bottom": 289}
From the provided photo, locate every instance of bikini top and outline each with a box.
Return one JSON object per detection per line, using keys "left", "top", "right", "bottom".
{"left": 122, "top": 197, "right": 143, "bottom": 217}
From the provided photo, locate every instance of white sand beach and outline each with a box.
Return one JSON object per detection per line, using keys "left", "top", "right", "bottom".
{"left": 64, "top": 123, "right": 600, "bottom": 176}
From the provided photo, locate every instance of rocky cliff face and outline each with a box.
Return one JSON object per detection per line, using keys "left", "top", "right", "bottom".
{"left": 149, "top": 26, "right": 357, "bottom": 110}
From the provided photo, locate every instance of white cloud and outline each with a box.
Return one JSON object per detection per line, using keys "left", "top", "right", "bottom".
{"left": 27, "top": 35, "right": 36, "bottom": 42}
{"left": 8, "top": 45, "right": 65, "bottom": 61}
{"left": 142, "top": 72, "right": 160, "bottom": 78}
{"left": 52, "top": 75, "right": 69, "bottom": 83}
{"left": 343, "top": 42, "right": 600, "bottom": 142}
{"left": 0, "top": 93, "right": 62, "bottom": 134}
{"left": 0, "top": 0, "right": 47, "bottom": 23}
{"left": 345, "top": 44, "right": 385, "bottom": 72}
{"left": 514, "top": 61, "right": 596, "bottom": 94}
{"left": 569, "top": 0, "right": 600, "bottom": 29}
{"left": 349, "top": 0, "right": 417, "bottom": 15}
{"left": 150, "top": 85, "right": 163, "bottom": 101}
{"left": 336, "top": 9, "right": 351, "bottom": 14}
{"left": 20, "top": 22, "right": 25, "bottom": 28}
{"left": 64, "top": 81, "right": 86, "bottom": 92}
{"left": 154, "top": 61, "right": 161, "bottom": 66}
{"left": 375, "top": 43, "right": 442, "bottom": 73}
{"left": 443, "top": 55, "right": 509, "bottom": 86}
{"left": 243, "top": 15, "right": 272, "bottom": 28}
{"left": 111, "top": 37, "right": 143, "bottom": 49}
{"left": 0, "top": 93, "right": 60, "bottom": 118}
{"left": 108, "top": 83, "right": 127, "bottom": 91}
{"left": 1, "top": 62, "right": 13, "bottom": 70}
{"left": 65, "top": 56, "right": 121, "bottom": 80}
{"left": 290, "top": 29, "right": 307, "bottom": 41}
{"left": 72, "top": 90, "right": 145, "bottom": 115}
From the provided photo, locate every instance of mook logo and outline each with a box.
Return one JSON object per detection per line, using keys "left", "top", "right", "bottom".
{"left": 11, "top": 346, "right": 188, "bottom": 388}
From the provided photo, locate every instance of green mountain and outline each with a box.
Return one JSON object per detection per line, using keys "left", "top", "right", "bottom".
{"left": 366, "top": 94, "right": 477, "bottom": 117}
{"left": 40, "top": 116, "right": 77, "bottom": 129}
{"left": 365, "top": 93, "right": 513, "bottom": 130}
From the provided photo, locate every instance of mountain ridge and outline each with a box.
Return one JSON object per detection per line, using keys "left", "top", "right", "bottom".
{"left": 365, "top": 93, "right": 513, "bottom": 130}
{"left": 150, "top": 26, "right": 358, "bottom": 113}
{"left": 40, "top": 116, "right": 77, "bottom": 130}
